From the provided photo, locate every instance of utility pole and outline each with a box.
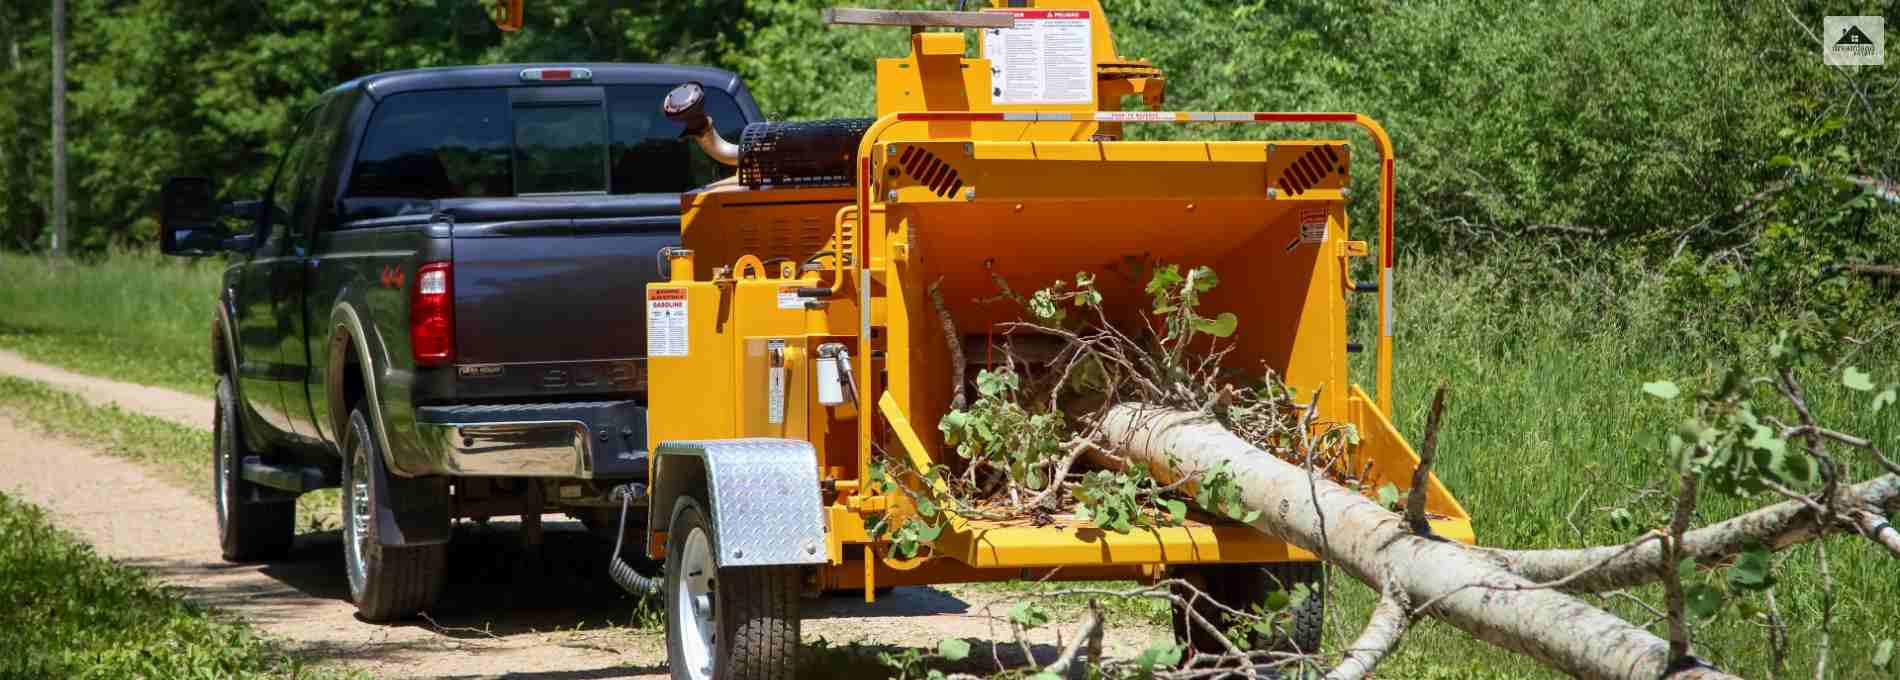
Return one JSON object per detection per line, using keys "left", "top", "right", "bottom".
{"left": 50, "top": 0, "right": 68, "bottom": 256}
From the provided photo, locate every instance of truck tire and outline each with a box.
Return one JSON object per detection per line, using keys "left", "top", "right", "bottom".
{"left": 1171, "top": 562, "right": 1325, "bottom": 659}
{"left": 341, "top": 408, "right": 447, "bottom": 622}
{"left": 664, "top": 497, "right": 800, "bottom": 680}
{"left": 214, "top": 377, "right": 294, "bottom": 562}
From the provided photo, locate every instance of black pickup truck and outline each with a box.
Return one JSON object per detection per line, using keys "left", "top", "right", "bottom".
{"left": 158, "top": 64, "right": 761, "bottom": 621}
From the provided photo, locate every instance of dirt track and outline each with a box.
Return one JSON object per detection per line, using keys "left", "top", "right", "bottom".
{"left": 0, "top": 351, "right": 1162, "bottom": 678}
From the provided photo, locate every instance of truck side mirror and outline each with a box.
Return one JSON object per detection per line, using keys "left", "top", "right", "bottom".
{"left": 158, "top": 176, "right": 227, "bottom": 256}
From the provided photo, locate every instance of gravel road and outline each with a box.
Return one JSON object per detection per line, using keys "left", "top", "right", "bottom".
{"left": 0, "top": 350, "right": 1162, "bottom": 678}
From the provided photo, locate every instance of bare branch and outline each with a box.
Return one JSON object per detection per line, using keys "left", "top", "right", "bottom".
{"left": 1814, "top": 541, "right": 1832, "bottom": 680}
{"left": 1853, "top": 509, "right": 1900, "bottom": 558}
{"left": 929, "top": 276, "right": 967, "bottom": 410}
{"left": 1663, "top": 467, "right": 1701, "bottom": 662}
{"left": 1323, "top": 573, "right": 1412, "bottom": 680}
{"left": 1764, "top": 588, "right": 1788, "bottom": 680}
{"left": 1042, "top": 599, "right": 1104, "bottom": 679}
{"left": 1406, "top": 382, "right": 1447, "bottom": 534}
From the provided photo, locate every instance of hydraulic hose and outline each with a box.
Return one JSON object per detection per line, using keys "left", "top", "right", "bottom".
{"left": 607, "top": 486, "right": 663, "bottom": 596}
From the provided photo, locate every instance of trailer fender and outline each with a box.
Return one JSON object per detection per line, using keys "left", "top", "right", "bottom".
{"left": 646, "top": 439, "right": 828, "bottom": 567}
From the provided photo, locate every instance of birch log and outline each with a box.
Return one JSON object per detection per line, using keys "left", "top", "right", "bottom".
{"left": 1096, "top": 404, "right": 1745, "bottom": 680}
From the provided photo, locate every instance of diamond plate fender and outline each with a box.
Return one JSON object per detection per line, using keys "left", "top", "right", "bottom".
{"left": 646, "top": 439, "right": 828, "bottom": 567}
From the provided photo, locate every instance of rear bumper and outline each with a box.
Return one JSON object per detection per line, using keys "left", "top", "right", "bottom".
{"left": 415, "top": 400, "right": 648, "bottom": 480}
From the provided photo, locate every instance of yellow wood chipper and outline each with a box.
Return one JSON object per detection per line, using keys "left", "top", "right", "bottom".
{"left": 625, "top": 2, "right": 1475, "bottom": 677}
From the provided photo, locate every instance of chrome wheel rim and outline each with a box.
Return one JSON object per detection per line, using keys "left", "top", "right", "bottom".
{"left": 344, "top": 441, "right": 372, "bottom": 598}
{"left": 674, "top": 526, "right": 717, "bottom": 680}
{"left": 214, "top": 401, "right": 230, "bottom": 534}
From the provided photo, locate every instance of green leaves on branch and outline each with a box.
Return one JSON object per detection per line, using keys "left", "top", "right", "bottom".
{"left": 1007, "top": 601, "right": 1052, "bottom": 630}
{"left": 1148, "top": 265, "right": 1239, "bottom": 342}
{"left": 1726, "top": 542, "right": 1775, "bottom": 592}
{"left": 1646, "top": 356, "right": 1887, "bottom": 496}
{"left": 940, "top": 367, "right": 1066, "bottom": 493}
{"left": 935, "top": 638, "right": 970, "bottom": 662}
{"left": 1643, "top": 381, "right": 1681, "bottom": 400}
{"left": 1194, "top": 461, "right": 1261, "bottom": 524}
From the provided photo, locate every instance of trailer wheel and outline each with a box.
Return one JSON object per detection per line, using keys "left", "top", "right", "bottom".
{"left": 1171, "top": 562, "right": 1325, "bottom": 660}
{"left": 340, "top": 408, "right": 446, "bottom": 622}
{"left": 214, "top": 377, "right": 294, "bottom": 562}
{"left": 664, "top": 497, "right": 800, "bottom": 680}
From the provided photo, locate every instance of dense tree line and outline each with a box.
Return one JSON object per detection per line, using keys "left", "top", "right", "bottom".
{"left": 1, "top": 1, "right": 1893, "bottom": 324}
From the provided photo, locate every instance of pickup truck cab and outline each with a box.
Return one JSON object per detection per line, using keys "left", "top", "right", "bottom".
{"left": 158, "top": 64, "right": 762, "bottom": 621}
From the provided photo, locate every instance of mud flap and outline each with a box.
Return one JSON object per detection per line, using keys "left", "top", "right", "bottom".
{"left": 369, "top": 441, "right": 452, "bottom": 547}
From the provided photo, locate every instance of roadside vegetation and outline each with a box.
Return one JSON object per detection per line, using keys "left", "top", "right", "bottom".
{"left": 0, "top": 375, "right": 340, "bottom": 529}
{"left": 0, "top": 251, "right": 219, "bottom": 395}
{"left": 0, "top": 491, "right": 350, "bottom": 679}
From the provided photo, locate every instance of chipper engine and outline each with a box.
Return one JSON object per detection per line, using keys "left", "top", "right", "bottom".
{"left": 622, "top": 3, "right": 1473, "bottom": 677}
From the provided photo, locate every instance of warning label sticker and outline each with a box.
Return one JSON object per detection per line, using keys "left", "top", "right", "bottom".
{"left": 982, "top": 10, "right": 1094, "bottom": 105}
{"left": 647, "top": 288, "right": 688, "bottom": 357}
{"left": 1300, "top": 209, "right": 1329, "bottom": 245}
{"left": 767, "top": 339, "right": 787, "bottom": 425}
{"left": 777, "top": 285, "right": 803, "bottom": 310}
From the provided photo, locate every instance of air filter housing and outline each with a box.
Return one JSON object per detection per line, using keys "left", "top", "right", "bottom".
{"left": 738, "top": 118, "right": 876, "bottom": 189}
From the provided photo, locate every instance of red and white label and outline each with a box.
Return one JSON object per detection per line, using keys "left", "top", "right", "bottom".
{"left": 1300, "top": 209, "right": 1329, "bottom": 245}
{"left": 777, "top": 285, "right": 804, "bottom": 310}
{"left": 1095, "top": 111, "right": 1175, "bottom": 122}
{"left": 647, "top": 288, "right": 689, "bottom": 357}
{"left": 982, "top": 10, "right": 1093, "bottom": 105}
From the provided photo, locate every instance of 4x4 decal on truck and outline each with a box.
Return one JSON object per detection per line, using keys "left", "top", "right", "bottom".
{"left": 379, "top": 265, "right": 406, "bottom": 290}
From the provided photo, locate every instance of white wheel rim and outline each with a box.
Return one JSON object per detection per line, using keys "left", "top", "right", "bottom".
{"left": 344, "top": 442, "right": 372, "bottom": 598}
{"left": 674, "top": 526, "right": 716, "bottom": 680}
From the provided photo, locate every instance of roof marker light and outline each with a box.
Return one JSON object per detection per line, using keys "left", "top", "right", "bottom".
{"left": 520, "top": 67, "right": 592, "bottom": 82}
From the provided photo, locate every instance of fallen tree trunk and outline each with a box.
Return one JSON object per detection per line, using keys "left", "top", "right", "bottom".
{"left": 1500, "top": 475, "right": 1900, "bottom": 591}
{"left": 1097, "top": 403, "right": 1750, "bottom": 680}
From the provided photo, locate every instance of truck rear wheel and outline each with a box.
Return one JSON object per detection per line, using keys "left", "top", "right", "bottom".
{"left": 341, "top": 408, "right": 447, "bottom": 622}
{"left": 664, "top": 497, "right": 800, "bottom": 680}
{"left": 1171, "top": 562, "right": 1326, "bottom": 660}
{"left": 214, "top": 377, "right": 294, "bottom": 562}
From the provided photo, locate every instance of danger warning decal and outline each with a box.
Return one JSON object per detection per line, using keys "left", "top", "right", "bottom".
{"left": 647, "top": 288, "right": 688, "bottom": 357}
{"left": 982, "top": 10, "right": 1094, "bottom": 105}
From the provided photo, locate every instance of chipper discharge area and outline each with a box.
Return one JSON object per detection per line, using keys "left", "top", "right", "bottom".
{"left": 631, "top": 2, "right": 1472, "bottom": 678}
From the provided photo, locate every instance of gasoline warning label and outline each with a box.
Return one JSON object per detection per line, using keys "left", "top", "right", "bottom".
{"left": 1300, "top": 209, "right": 1330, "bottom": 245}
{"left": 778, "top": 285, "right": 803, "bottom": 310}
{"left": 982, "top": 10, "right": 1094, "bottom": 105}
{"left": 647, "top": 288, "right": 689, "bottom": 357}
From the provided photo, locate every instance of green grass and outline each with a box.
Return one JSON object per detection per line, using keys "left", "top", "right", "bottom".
{"left": 0, "top": 491, "right": 352, "bottom": 679}
{"left": 0, "top": 250, "right": 223, "bottom": 395}
{"left": 1327, "top": 249, "right": 1900, "bottom": 679}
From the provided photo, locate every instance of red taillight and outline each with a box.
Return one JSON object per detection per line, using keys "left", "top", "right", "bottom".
{"left": 411, "top": 262, "right": 453, "bottom": 367}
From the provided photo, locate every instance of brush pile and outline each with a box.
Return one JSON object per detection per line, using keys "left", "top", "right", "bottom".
{"left": 869, "top": 263, "right": 1364, "bottom": 553}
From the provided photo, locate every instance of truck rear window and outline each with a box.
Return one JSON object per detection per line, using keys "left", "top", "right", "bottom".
{"left": 346, "top": 85, "right": 746, "bottom": 205}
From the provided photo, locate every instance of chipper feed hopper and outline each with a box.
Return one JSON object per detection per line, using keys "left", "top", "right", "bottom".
{"left": 633, "top": 2, "right": 1473, "bottom": 677}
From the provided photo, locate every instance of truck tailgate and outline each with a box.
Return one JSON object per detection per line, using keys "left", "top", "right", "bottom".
{"left": 442, "top": 196, "right": 678, "bottom": 399}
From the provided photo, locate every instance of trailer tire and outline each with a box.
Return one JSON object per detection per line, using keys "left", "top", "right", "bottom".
{"left": 1171, "top": 562, "right": 1326, "bottom": 660}
{"left": 214, "top": 377, "right": 294, "bottom": 562}
{"left": 665, "top": 497, "right": 800, "bottom": 680}
{"left": 341, "top": 408, "right": 446, "bottom": 622}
